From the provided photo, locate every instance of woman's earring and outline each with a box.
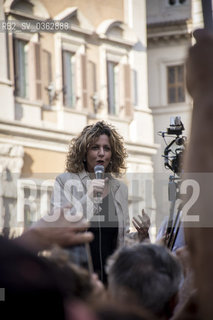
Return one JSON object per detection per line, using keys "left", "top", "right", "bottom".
{"left": 83, "top": 159, "right": 86, "bottom": 163}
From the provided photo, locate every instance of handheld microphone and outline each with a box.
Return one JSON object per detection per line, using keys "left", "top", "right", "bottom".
{"left": 94, "top": 165, "right": 104, "bottom": 198}
{"left": 94, "top": 164, "right": 104, "bottom": 280}
{"left": 94, "top": 164, "right": 104, "bottom": 179}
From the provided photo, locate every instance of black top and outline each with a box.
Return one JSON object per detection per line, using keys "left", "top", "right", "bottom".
{"left": 89, "top": 192, "right": 118, "bottom": 284}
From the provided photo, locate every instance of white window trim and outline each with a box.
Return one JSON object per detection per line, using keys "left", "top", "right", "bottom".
{"left": 107, "top": 61, "right": 120, "bottom": 115}
{"left": 54, "top": 33, "right": 86, "bottom": 112}
{"left": 62, "top": 51, "right": 76, "bottom": 108}
{"left": 159, "top": 59, "right": 190, "bottom": 106}
{"left": 13, "top": 33, "right": 39, "bottom": 102}
{"left": 13, "top": 33, "right": 39, "bottom": 43}
{"left": 99, "top": 43, "right": 129, "bottom": 116}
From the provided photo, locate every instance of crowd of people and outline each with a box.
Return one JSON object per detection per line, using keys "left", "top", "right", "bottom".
{"left": 1, "top": 29, "right": 213, "bottom": 319}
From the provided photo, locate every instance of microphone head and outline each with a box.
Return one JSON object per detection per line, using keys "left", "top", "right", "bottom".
{"left": 94, "top": 165, "right": 104, "bottom": 179}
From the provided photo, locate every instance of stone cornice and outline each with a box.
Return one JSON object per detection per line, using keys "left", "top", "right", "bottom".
{"left": 6, "top": 9, "right": 46, "bottom": 21}
{"left": 0, "top": 119, "right": 72, "bottom": 152}
{"left": 148, "top": 18, "right": 190, "bottom": 28}
{"left": 126, "top": 141, "right": 159, "bottom": 156}
{"left": 150, "top": 103, "right": 192, "bottom": 115}
{"left": 0, "top": 119, "right": 158, "bottom": 156}
{"left": 147, "top": 18, "right": 192, "bottom": 44}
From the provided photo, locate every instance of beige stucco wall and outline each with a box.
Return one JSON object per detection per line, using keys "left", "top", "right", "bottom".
{"left": 41, "top": 0, "right": 124, "bottom": 27}
{"left": 22, "top": 147, "right": 66, "bottom": 176}
{"left": 42, "top": 110, "right": 58, "bottom": 123}
{"left": 0, "top": 0, "right": 157, "bottom": 237}
{"left": 40, "top": 32, "right": 55, "bottom": 89}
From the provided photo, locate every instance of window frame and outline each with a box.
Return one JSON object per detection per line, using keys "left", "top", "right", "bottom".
{"left": 42, "top": 49, "right": 52, "bottom": 106}
{"left": 159, "top": 58, "right": 189, "bottom": 107}
{"left": 14, "top": 38, "right": 29, "bottom": 99}
{"left": 54, "top": 32, "right": 87, "bottom": 111}
{"left": 167, "top": 64, "right": 185, "bottom": 104}
{"left": 107, "top": 60, "right": 120, "bottom": 115}
{"left": 62, "top": 50, "right": 76, "bottom": 108}
{"left": 99, "top": 43, "right": 130, "bottom": 118}
{"left": 12, "top": 33, "right": 40, "bottom": 102}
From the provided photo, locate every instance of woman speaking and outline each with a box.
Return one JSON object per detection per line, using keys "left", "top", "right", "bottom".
{"left": 51, "top": 121, "right": 129, "bottom": 283}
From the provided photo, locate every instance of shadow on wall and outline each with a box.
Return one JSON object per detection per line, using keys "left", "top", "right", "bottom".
{"left": 15, "top": 104, "right": 23, "bottom": 121}
{"left": 134, "top": 41, "right": 146, "bottom": 52}
{"left": 21, "top": 152, "right": 33, "bottom": 177}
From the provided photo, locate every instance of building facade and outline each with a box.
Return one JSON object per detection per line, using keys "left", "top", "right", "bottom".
{"left": 147, "top": 0, "right": 203, "bottom": 227}
{"left": 0, "top": 0, "right": 157, "bottom": 236}
{"left": 0, "top": 0, "right": 204, "bottom": 238}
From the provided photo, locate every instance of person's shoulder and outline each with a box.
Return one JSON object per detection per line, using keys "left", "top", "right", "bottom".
{"left": 55, "top": 171, "right": 79, "bottom": 183}
{"left": 112, "top": 177, "right": 127, "bottom": 191}
{"left": 120, "top": 181, "right": 128, "bottom": 196}
{"left": 118, "top": 179, "right": 127, "bottom": 189}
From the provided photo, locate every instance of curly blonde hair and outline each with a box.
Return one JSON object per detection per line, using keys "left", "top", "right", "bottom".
{"left": 66, "top": 121, "right": 127, "bottom": 176}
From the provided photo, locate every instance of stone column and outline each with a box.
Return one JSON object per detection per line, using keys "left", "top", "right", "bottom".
{"left": 0, "top": 0, "right": 14, "bottom": 120}
{"left": 0, "top": 144, "right": 24, "bottom": 237}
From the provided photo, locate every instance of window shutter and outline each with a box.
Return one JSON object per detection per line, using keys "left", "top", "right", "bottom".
{"left": 167, "top": 65, "right": 185, "bottom": 104}
{"left": 80, "top": 53, "right": 88, "bottom": 109}
{"left": 62, "top": 50, "right": 76, "bottom": 108}
{"left": 34, "top": 42, "right": 42, "bottom": 100}
{"left": 14, "top": 38, "right": 20, "bottom": 96}
{"left": 42, "top": 50, "right": 52, "bottom": 105}
{"left": 123, "top": 64, "right": 133, "bottom": 117}
{"left": 74, "top": 53, "right": 78, "bottom": 108}
{"left": 8, "top": 33, "right": 14, "bottom": 86}
{"left": 62, "top": 50, "right": 67, "bottom": 106}
{"left": 88, "top": 61, "right": 96, "bottom": 112}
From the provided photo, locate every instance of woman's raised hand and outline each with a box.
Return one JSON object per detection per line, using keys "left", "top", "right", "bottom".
{"left": 132, "top": 209, "right": 150, "bottom": 242}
